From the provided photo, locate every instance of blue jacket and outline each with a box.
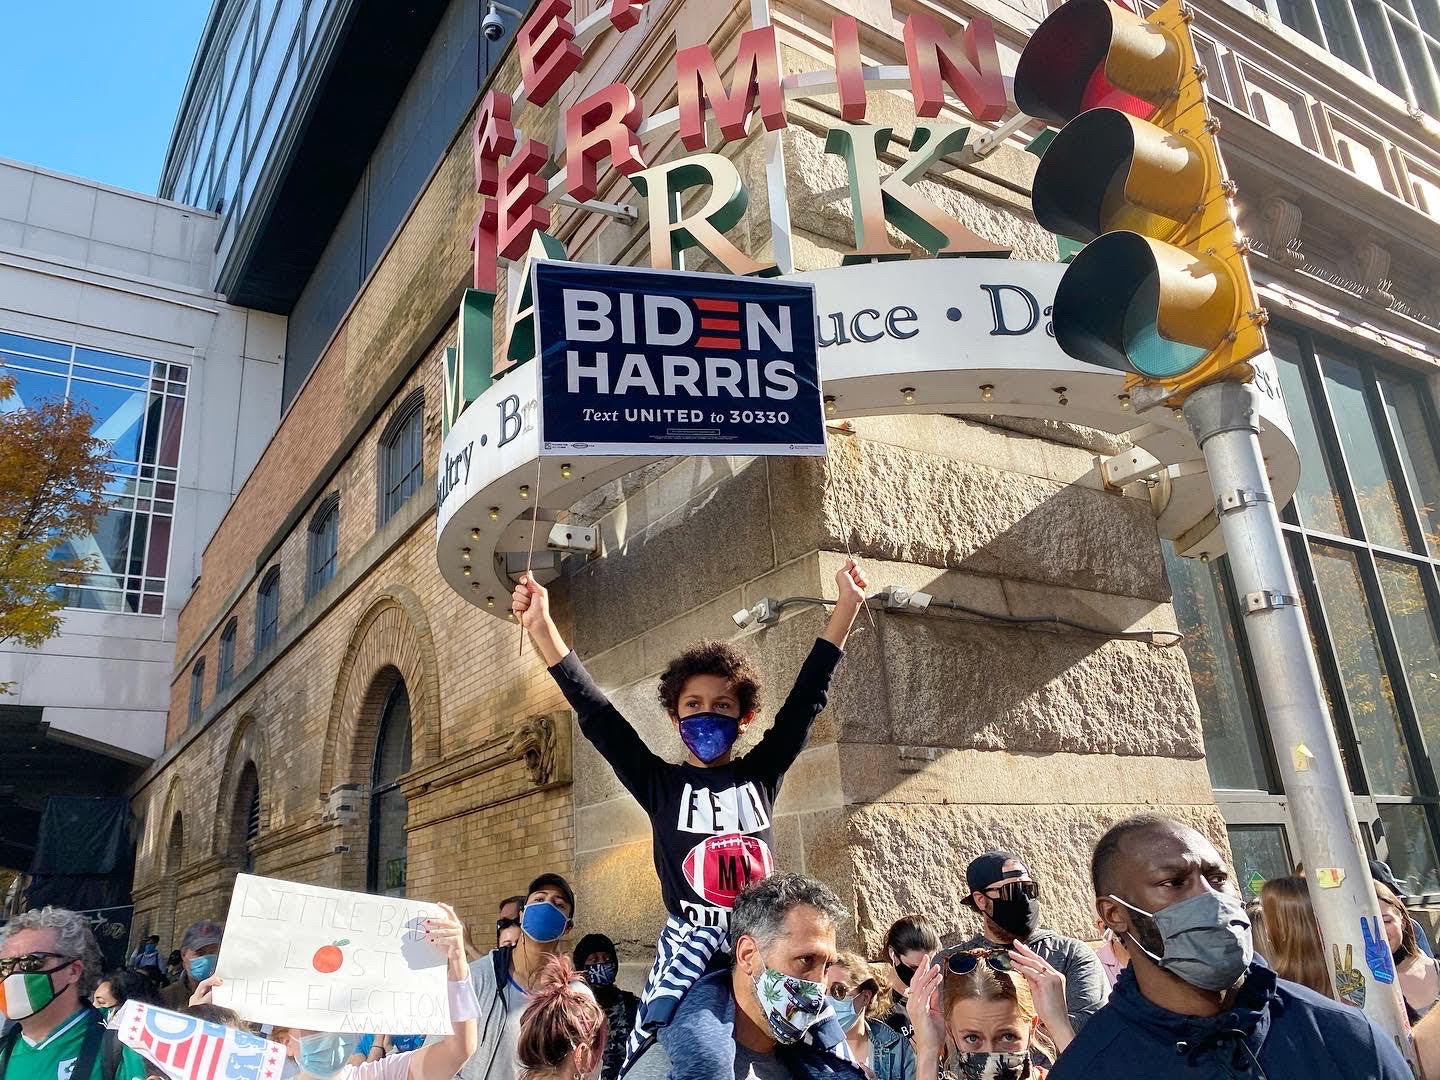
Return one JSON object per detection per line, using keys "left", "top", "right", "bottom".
{"left": 1049, "top": 962, "right": 1410, "bottom": 1080}
{"left": 866, "top": 1018, "right": 915, "bottom": 1080}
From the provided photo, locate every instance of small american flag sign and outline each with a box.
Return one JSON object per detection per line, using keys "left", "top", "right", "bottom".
{"left": 117, "top": 1001, "right": 288, "bottom": 1080}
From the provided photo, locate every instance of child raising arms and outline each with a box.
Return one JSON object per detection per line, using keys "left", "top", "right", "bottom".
{"left": 512, "top": 559, "right": 868, "bottom": 1061}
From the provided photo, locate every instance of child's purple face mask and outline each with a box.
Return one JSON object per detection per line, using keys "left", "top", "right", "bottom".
{"left": 679, "top": 713, "right": 741, "bottom": 763}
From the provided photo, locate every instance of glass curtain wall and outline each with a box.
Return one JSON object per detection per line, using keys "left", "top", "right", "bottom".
{"left": 1166, "top": 321, "right": 1440, "bottom": 899}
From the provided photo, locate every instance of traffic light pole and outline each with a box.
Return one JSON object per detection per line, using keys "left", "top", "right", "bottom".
{"left": 1184, "top": 379, "right": 1415, "bottom": 1062}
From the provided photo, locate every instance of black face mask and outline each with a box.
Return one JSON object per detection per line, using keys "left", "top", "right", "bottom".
{"left": 892, "top": 954, "right": 916, "bottom": 986}
{"left": 989, "top": 893, "right": 1040, "bottom": 939}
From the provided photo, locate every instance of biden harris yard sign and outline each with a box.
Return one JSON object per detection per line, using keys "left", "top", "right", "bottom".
{"left": 532, "top": 262, "right": 824, "bottom": 456}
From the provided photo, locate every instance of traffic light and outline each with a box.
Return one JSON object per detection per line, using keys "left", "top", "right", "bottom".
{"left": 1015, "top": 0, "right": 1267, "bottom": 405}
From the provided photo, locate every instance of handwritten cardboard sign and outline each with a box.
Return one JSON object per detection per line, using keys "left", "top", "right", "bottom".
{"left": 116, "top": 1000, "right": 287, "bottom": 1080}
{"left": 212, "top": 873, "right": 452, "bottom": 1034}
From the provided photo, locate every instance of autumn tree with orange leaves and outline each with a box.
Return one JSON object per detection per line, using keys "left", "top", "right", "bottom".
{"left": 0, "top": 371, "right": 110, "bottom": 688}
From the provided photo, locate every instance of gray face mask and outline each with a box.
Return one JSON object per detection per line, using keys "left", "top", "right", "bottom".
{"left": 1109, "top": 891, "right": 1253, "bottom": 992}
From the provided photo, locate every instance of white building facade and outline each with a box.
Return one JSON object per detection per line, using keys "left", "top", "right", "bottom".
{"left": 0, "top": 158, "right": 282, "bottom": 868}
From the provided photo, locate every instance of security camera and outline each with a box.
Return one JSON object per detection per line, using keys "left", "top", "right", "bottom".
{"left": 482, "top": 2, "right": 521, "bottom": 40}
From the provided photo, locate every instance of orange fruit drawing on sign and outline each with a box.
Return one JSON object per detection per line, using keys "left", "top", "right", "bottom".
{"left": 313, "top": 940, "right": 349, "bottom": 973}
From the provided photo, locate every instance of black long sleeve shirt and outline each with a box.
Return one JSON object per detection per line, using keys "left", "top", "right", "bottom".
{"left": 548, "top": 638, "right": 843, "bottom": 928}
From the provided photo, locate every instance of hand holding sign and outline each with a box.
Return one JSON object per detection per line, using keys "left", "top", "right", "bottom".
{"left": 213, "top": 873, "right": 453, "bottom": 1034}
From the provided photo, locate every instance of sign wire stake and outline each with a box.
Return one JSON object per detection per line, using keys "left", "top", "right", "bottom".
{"left": 521, "top": 452, "right": 544, "bottom": 658}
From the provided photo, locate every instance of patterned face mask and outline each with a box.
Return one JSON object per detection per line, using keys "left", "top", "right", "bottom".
{"left": 949, "top": 1051, "right": 1031, "bottom": 1080}
{"left": 752, "top": 967, "right": 826, "bottom": 1044}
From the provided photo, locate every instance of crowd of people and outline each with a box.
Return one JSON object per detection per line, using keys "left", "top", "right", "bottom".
{"left": 0, "top": 558, "right": 1430, "bottom": 1079}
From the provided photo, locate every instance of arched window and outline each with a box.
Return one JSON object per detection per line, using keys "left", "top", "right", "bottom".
{"left": 367, "top": 683, "right": 412, "bottom": 896}
{"left": 232, "top": 762, "right": 261, "bottom": 875}
{"left": 217, "top": 619, "right": 237, "bottom": 691}
{"left": 307, "top": 495, "right": 340, "bottom": 599}
{"left": 166, "top": 813, "right": 185, "bottom": 872}
{"left": 379, "top": 391, "right": 425, "bottom": 525}
{"left": 256, "top": 566, "right": 281, "bottom": 651}
{"left": 189, "top": 660, "right": 206, "bottom": 724}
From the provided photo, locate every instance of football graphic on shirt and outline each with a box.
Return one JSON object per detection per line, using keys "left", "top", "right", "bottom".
{"left": 682, "top": 832, "right": 775, "bottom": 907}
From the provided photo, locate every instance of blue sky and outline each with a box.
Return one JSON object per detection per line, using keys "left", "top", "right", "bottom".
{"left": 0, "top": 2, "right": 209, "bottom": 195}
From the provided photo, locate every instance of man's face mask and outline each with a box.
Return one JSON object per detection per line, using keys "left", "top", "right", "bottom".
{"left": 188, "top": 953, "right": 218, "bottom": 981}
{"left": 521, "top": 899, "right": 569, "bottom": 943}
{"left": 296, "top": 1032, "right": 360, "bottom": 1078}
{"left": 0, "top": 954, "right": 75, "bottom": 1021}
{"left": 752, "top": 966, "right": 827, "bottom": 1044}
{"left": 677, "top": 713, "right": 740, "bottom": 764}
{"left": 1109, "top": 891, "right": 1253, "bottom": 992}
{"left": 985, "top": 881, "right": 1040, "bottom": 940}
{"left": 586, "top": 960, "right": 617, "bottom": 986}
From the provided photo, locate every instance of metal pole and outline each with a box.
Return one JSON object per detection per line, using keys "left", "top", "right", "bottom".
{"left": 1184, "top": 378, "right": 1415, "bottom": 1063}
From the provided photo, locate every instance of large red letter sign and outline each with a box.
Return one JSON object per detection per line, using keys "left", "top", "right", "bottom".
{"left": 518, "top": 0, "right": 582, "bottom": 106}
{"left": 831, "top": 17, "right": 867, "bottom": 122}
{"left": 903, "top": 13, "right": 1006, "bottom": 121}
{"left": 675, "top": 25, "right": 785, "bottom": 151}
{"left": 496, "top": 140, "right": 551, "bottom": 260}
{"left": 473, "top": 91, "right": 517, "bottom": 197}
{"left": 564, "top": 84, "right": 646, "bottom": 202}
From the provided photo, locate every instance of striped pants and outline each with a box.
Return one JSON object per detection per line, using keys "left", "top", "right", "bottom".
{"left": 624, "top": 915, "right": 728, "bottom": 1065}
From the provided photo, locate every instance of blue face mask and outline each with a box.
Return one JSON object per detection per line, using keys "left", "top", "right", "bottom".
{"left": 678, "top": 713, "right": 740, "bottom": 764}
{"left": 297, "top": 1033, "right": 360, "bottom": 1079}
{"left": 828, "top": 994, "right": 859, "bottom": 1029}
{"left": 521, "top": 900, "right": 569, "bottom": 943}
{"left": 188, "top": 954, "right": 218, "bottom": 981}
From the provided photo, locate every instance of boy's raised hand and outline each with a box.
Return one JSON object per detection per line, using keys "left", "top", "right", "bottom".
{"left": 835, "top": 558, "right": 869, "bottom": 609}
{"left": 821, "top": 558, "right": 869, "bottom": 649}
{"left": 512, "top": 574, "right": 569, "bottom": 665}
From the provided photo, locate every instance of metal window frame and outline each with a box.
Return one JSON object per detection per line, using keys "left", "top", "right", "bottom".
{"left": 1206, "top": 319, "right": 1440, "bottom": 884}
{"left": 366, "top": 682, "right": 412, "bottom": 895}
{"left": 306, "top": 493, "right": 340, "bottom": 599}
{"left": 377, "top": 390, "right": 425, "bottom": 527}
{"left": 256, "top": 565, "right": 282, "bottom": 651}
{"left": 217, "top": 618, "right": 238, "bottom": 692}
{"left": 189, "top": 659, "right": 206, "bottom": 725}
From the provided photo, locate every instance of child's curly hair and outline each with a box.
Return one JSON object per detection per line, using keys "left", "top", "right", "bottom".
{"left": 657, "top": 640, "right": 764, "bottom": 717}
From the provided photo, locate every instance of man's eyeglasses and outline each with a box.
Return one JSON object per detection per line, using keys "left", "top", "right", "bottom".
{"left": 984, "top": 880, "right": 1039, "bottom": 901}
{"left": 827, "top": 981, "right": 876, "bottom": 1002}
{"left": 0, "top": 952, "right": 72, "bottom": 978}
{"left": 946, "top": 948, "right": 1013, "bottom": 977}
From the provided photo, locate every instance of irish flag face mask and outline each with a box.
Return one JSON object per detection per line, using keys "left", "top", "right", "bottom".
{"left": 0, "top": 954, "right": 73, "bottom": 1021}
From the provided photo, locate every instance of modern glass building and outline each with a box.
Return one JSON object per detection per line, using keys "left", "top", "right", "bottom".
{"left": 159, "top": 0, "right": 519, "bottom": 405}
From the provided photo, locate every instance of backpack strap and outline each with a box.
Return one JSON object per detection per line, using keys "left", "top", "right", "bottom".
{"left": 0, "top": 1020, "right": 22, "bottom": 1076}
{"left": 99, "top": 1027, "right": 121, "bottom": 1080}
{"left": 68, "top": 1013, "right": 107, "bottom": 1080}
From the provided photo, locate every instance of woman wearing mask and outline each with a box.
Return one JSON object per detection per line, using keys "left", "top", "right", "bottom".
{"left": 1256, "top": 877, "right": 1330, "bottom": 997}
{"left": 194, "top": 904, "right": 478, "bottom": 1080}
{"left": 93, "top": 968, "right": 164, "bottom": 1021}
{"left": 828, "top": 952, "right": 915, "bottom": 1080}
{"left": 514, "top": 956, "right": 608, "bottom": 1080}
{"left": 907, "top": 943, "right": 1071, "bottom": 1080}
{"left": 1377, "top": 880, "right": 1440, "bottom": 1019}
{"left": 880, "top": 916, "right": 940, "bottom": 1043}
{"left": 571, "top": 934, "right": 636, "bottom": 1080}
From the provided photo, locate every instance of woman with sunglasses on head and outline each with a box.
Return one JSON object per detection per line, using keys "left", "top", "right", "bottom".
{"left": 827, "top": 952, "right": 916, "bottom": 1080}
{"left": 906, "top": 943, "right": 1072, "bottom": 1080}
{"left": 879, "top": 916, "right": 941, "bottom": 1044}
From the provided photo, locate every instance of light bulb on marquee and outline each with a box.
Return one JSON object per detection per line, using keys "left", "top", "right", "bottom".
{"left": 561, "top": 463, "right": 572, "bottom": 479}
{"left": 979, "top": 384, "right": 994, "bottom": 401}
{"left": 825, "top": 396, "right": 836, "bottom": 415}
{"left": 901, "top": 387, "right": 916, "bottom": 405}
{"left": 462, "top": 565, "right": 472, "bottom": 577}
{"left": 471, "top": 527, "right": 481, "bottom": 540}
{"left": 462, "top": 548, "right": 472, "bottom": 561}
{"left": 489, "top": 506, "right": 500, "bottom": 520}
{"left": 519, "top": 485, "right": 530, "bottom": 499}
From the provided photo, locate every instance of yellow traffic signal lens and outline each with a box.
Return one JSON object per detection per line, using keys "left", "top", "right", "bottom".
{"left": 1033, "top": 109, "right": 1207, "bottom": 242}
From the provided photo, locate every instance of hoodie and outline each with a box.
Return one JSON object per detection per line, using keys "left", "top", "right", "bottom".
{"left": 1048, "top": 961, "right": 1409, "bottom": 1080}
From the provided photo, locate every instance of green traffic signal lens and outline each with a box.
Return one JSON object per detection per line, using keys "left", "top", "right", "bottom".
{"left": 1123, "top": 271, "right": 1210, "bottom": 378}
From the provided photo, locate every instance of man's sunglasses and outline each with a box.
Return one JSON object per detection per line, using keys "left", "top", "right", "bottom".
{"left": 0, "top": 952, "right": 73, "bottom": 978}
{"left": 984, "top": 880, "right": 1040, "bottom": 901}
{"left": 946, "top": 948, "right": 1013, "bottom": 976}
{"left": 827, "top": 980, "right": 877, "bottom": 1002}
{"left": 496, "top": 917, "right": 520, "bottom": 931}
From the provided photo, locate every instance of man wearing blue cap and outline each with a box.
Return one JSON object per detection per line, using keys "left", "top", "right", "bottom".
{"left": 942, "top": 850, "right": 1109, "bottom": 1032}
